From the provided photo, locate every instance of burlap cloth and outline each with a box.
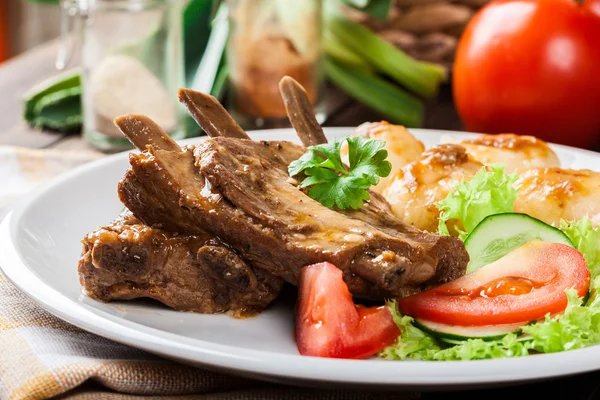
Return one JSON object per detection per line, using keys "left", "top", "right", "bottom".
{"left": 0, "top": 146, "right": 419, "bottom": 400}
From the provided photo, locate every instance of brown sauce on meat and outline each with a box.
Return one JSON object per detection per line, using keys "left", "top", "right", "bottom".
{"left": 227, "top": 308, "right": 261, "bottom": 319}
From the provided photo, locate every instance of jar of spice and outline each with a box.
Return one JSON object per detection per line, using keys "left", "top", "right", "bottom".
{"left": 225, "top": 0, "right": 325, "bottom": 130}
{"left": 58, "top": 0, "right": 185, "bottom": 152}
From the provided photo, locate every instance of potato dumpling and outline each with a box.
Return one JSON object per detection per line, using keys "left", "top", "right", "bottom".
{"left": 458, "top": 133, "right": 560, "bottom": 174}
{"left": 514, "top": 168, "right": 600, "bottom": 226}
{"left": 382, "top": 144, "right": 483, "bottom": 232}
{"left": 342, "top": 122, "right": 425, "bottom": 194}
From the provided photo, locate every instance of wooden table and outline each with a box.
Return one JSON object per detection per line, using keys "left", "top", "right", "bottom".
{"left": 2, "top": 40, "right": 600, "bottom": 400}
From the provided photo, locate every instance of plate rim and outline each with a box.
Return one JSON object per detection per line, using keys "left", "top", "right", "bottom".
{"left": 2, "top": 127, "right": 600, "bottom": 388}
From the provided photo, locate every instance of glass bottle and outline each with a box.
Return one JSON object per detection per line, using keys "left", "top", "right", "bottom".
{"left": 58, "top": 0, "right": 185, "bottom": 152}
{"left": 225, "top": 0, "right": 325, "bottom": 130}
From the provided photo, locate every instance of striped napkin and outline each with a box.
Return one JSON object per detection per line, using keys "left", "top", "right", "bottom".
{"left": 0, "top": 145, "right": 419, "bottom": 400}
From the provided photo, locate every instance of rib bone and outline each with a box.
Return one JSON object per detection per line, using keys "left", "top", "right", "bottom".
{"left": 114, "top": 114, "right": 181, "bottom": 152}
{"left": 279, "top": 76, "right": 328, "bottom": 147}
{"left": 178, "top": 88, "right": 249, "bottom": 139}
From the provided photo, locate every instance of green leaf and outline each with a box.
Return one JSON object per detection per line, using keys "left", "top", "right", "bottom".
{"left": 380, "top": 300, "right": 533, "bottom": 361}
{"left": 522, "top": 280, "right": 600, "bottom": 353}
{"left": 289, "top": 141, "right": 347, "bottom": 177}
{"left": 561, "top": 218, "right": 600, "bottom": 279}
{"left": 288, "top": 136, "right": 391, "bottom": 210}
{"left": 381, "top": 302, "right": 533, "bottom": 361}
{"left": 305, "top": 168, "right": 370, "bottom": 210}
{"left": 381, "top": 208, "right": 600, "bottom": 361}
{"left": 347, "top": 136, "right": 392, "bottom": 183}
{"left": 381, "top": 272, "right": 600, "bottom": 361}
{"left": 379, "top": 301, "right": 442, "bottom": 360}
{"left": 437, "top": 165, "right": 519, "bottom": 239}
{"left": 429, "top": 334, "right": 533, "bottom": 361}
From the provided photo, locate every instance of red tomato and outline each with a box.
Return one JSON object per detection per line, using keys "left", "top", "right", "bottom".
{"left": 586, "top": 0, "right": 600, "bottom": 16}
{"left": 296, "top": 262, "right": 400, "bottom": 359}
{"left": 453, "top": 0, "right": 600, "bottom": 149}
{"left": 0, "top": 0, "right": 7, "bottom": 62}
{"left": 398, "top": 241, "right": 590, "bottom": 326}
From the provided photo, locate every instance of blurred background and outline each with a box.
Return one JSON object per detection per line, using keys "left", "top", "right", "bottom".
{"left": 1, "top": 0, "right": 598, "bottom": 152}
{"left": 1, "top": 0, "right": 60, "bottom": 60}
{"left": 1, "top": 1, "right": 482, "bottom": 66}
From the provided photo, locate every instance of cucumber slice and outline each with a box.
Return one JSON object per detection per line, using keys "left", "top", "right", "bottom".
{"left": 23, "top": 68, "right": 81, "bottom": 121}
{"left": 437, "top": 334, "right": 533, "bottom": 346}
{"left": 465, "top": 213, "right": 574, "bottom": 273}
{"left": 31, "top": 91, "right": 83, "bottom": 132}
{"left": 414, "top": 318, "right": 526, "bottom": 342}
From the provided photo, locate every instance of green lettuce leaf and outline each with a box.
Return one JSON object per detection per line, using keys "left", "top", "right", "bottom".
{"left": 379, "top": 300, "right": 441, "bottom": 360}
{"left": 561, "top": 218, "right": 600, "bottom": 278}
{"left": 380, "top": 301, "right": 532, "bottom": 361}
{"left": 437, "top": 165, "right": 519, "bottom": 239}
{"left": 427, "top": 334, "right": 532, "bottom": 361}
{"left": 381, "top": 278, "right": 600, "bottom": 361}
{"left": 523, "top": 279, "right": 600, "bottom": 353}
{"left": 381, "top": 163, "right": 600, "bottom": 361}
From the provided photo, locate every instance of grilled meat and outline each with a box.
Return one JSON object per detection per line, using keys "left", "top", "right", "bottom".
{"left": 383, "top": 144, "right": 484, "bottom": 232}
{"left": 116, "top": 87, "right": 469, "bottom": 299}
{"left": 197, "top": 137, "right": 469, "bottom": 297}
{"left": 78, "top": 212, "right": 283, "bottom": 314}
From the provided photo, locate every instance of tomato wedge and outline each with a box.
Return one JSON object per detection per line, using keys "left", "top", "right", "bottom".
{"left": 296, "top": 262, "right": 400, "bottom": 359}
{"left": 399, "top": 241, "right": 590, "bottom": 326}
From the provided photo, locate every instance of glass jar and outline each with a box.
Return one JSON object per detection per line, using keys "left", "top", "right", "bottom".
{"left": 58, "top": 0, "right": 185, "bottom": 152}
{"left": 226, "top": 0, "right": 325, "bottom": 130}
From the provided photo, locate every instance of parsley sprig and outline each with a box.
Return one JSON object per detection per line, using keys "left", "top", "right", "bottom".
{"left": 288, "top": 136, "right": 392, "bottom": 210}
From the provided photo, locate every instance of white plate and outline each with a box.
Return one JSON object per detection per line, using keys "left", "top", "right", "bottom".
{"left": 1, "top": 128, "right": 600, "bottom": 390}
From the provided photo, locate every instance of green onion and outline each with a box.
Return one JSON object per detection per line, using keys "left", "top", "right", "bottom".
{"left": 211, "top": 62, "right": 229, "bottom": 99}
{"left": 326, "top": 16, "right": 447, "bottom": 99}
{"left": 324, "top": 29, "right": 372, "bottom": 72}
{"left": 325, "top": 56, "right": 423, "bottom": 127}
